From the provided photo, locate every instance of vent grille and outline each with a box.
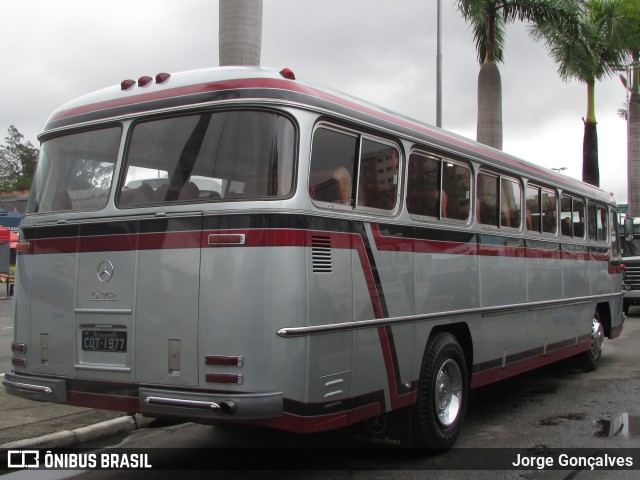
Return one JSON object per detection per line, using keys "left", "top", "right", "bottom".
{"left": 312, "top": 235, "right": 332, "bottom": 273}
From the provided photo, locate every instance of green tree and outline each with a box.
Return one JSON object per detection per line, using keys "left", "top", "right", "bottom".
{"left": 532, "top": 0, "right": 628, "bottom": 187}
{"left": 457, "top": 0, "right": 580, "bottom": 150}
{"left": 0, "top": 125, "right": 39, "bottom": 192}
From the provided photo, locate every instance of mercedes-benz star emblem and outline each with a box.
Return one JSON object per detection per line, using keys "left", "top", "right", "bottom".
{"left": 97, "top": 260, "right": 114, "bottom": 283}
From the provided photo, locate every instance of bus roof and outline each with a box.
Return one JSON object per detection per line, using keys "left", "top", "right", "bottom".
{"left": 42, "top": 66, "right": 615, "bottom": 205}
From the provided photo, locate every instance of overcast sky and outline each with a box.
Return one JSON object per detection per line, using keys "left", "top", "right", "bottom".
{"left": 0, "top": 0, "right": 631, "bottom": 202}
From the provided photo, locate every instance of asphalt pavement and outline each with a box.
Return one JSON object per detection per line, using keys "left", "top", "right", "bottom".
{"left": 0, "top": 296, "right": 150, "bottom": 449}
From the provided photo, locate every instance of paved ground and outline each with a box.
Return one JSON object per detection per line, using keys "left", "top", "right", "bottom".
{"left": 0, "top": 297, "right": 138, "bottom": 448}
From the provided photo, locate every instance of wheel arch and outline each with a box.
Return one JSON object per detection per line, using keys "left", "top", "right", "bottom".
{"left": 596, "top": 301, "right": 612, "bottom": 338}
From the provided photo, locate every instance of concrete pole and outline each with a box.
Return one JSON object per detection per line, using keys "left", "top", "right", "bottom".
{"left": 219, "top": 0, "right": 263, "bottom": 66}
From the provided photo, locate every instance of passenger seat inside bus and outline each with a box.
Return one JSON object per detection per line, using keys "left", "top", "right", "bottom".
{"left": 179, "top": 181, "right": 200, "bottom": 200}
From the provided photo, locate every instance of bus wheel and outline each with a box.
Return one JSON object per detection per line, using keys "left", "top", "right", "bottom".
{"left": 412, "top": 332, "right": 467, "bottom": 450}
{"left": 577, "top": 311, "right": 604, "bottom": 373}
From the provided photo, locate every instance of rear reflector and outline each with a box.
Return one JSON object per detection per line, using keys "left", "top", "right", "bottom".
{"left": 205, "top": 355, "right": 243, "bottom": 367}
{"left": 206, "top": 373, "right": 243, "bottom": 384}
{"left": 208, "top": 234, "right": 245, "bottom": 246}
{"left": 11, "top": 343, "right": 26, "bottom": 353}
{"left": 12, "top": 357, "right": 26, "bottom": 367}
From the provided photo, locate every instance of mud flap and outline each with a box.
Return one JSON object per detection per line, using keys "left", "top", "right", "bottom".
{"left": 351, "top": 407, "right": 414, "bottom": 447}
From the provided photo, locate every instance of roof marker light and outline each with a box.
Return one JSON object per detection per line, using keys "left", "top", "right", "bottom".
{"left": 155, "top": 72, "right": 171, "bottom": 84}
{"left": 121, "top": 79, "right": 136, "bottom": 90}
{"left": 138, "top": 75, "right": 153, "bottom": 87}
{"left": 279, "top": 68, "right": 296, "bottom": 80}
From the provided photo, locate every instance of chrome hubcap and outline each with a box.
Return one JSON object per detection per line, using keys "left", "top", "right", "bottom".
{"left": 590, "top": 317, "right": 604, "bottom": 359}
{"left": 435, "top": 359, "right": 463, "bottom": 427}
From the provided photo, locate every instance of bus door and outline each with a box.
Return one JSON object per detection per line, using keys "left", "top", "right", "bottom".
{"left": 73, "top": 215, "right": 203, "bottom": 388}
{"left": 132, "top": 214, "right": 203, "bottom": 387}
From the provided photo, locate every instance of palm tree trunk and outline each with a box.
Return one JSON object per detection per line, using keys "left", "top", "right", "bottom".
{"left": 628, "top": 54, "right": 640, "bottom": 217}
{"left": 477, "top": 60, "right": 503, "bottom": 150}
{"left": 219, "top": 0, "right": 263, "bottom": 66}
{"left": 582, "top": 80, "right": 599, "bottom": 187}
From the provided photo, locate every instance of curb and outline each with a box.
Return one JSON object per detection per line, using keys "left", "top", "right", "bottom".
{"left": 0, "top": 414, "right": 153, "bottom": 449}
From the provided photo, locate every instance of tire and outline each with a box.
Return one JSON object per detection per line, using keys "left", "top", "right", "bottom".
{"left": 412, "top": 332, "right": 468, "bottom": 450}
{"left": 576, "top": 310, "right": 604, "bottom": 373}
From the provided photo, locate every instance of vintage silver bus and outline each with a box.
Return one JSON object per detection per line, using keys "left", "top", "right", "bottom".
{"left": 4, "top": 66, "right": 624, "bottom": 449}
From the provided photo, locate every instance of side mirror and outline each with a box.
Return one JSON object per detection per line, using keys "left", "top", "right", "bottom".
{"left": 624, "top": 217, "right": 634, "bottom": 241}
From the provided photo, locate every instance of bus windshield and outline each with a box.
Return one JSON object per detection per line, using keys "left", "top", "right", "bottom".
{"left": 26, "top": 127, "right": 121, "bottom": 214}
{"left": 119, "top": 110, "right": 296, "bottom": 206}
{"left": 621, "top": 237, "right": 640, "bottom": 257}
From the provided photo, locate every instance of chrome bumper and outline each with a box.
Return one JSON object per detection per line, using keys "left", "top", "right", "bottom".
{"left": 3, "top": 372, "right": 67, "bottom": 403}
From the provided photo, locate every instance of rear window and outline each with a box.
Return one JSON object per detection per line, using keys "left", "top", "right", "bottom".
{"left": 26, "top": 127, "right": 121, "bottom": 214}
{"left": 119, "top": 110, "right": 296, "bottom": 206}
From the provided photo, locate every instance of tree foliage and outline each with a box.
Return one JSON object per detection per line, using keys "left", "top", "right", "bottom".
{"left": 0, "top": 125, "right": 39, "bottom": 192}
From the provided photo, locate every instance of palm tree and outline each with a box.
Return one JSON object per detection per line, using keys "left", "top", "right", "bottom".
{"left": 618, "top": 0, "right": 640, "bottom": 216}
{"left": 219, "top": 0, "right": 263, "bottom": 66}
{"left": 457, "top": 0, "right": 580, "bottom": 150}
{"left": 531, "top": 0, "right": 628, "bottom": 187}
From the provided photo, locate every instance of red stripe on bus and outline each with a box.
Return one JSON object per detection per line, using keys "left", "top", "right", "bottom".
{"left": 470, "top": 339, "right": 591, "bottom": 389}
{"left": 48, "top": 76, "right": 604, "bottom": 195}
{"left": 68, "top": 391, "right": 139, "bottom": 412}
{"left": 377, "top": 326, "right": 417, "bottom": 410}
{"left": 255, "top": 402, "right": 381, "bottom": 433}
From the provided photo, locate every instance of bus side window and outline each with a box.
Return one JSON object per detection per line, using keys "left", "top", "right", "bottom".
{"left": 573, "top": 198, "right": 585, "bottom": 238}
{"left": 443, "top": 162, "right": 470, "bottom": 221}
{"left": 357, "top": 139, "right": 399, "bottom": 211}
{"left": 561, "top": 195, "right": 573, "bottom": 236}
{"left": 407, "top": 153, "right": 441, "bottom": 218}
{"left": 526, "top": 186, "right": 541, "bottom": 232}
{"left": 588, "top": 204, "right": 597, "bottom": 240}
{"left": 309, "top": 128, "right": 357, "bottom": 206}
{"left": 541, "top": 189, "right": 557, "bottom": 234}
{"left": 598, "top": 207, "right": 607, "bottom": 241}
{"left": 501, "top": 178, "right": 521, "bottom": 229}
{"left": 477, "top": 173, "right": 498, "bottom": 226}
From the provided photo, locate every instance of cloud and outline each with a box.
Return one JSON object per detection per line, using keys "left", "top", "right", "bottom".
{"left": 0, "top": 0, "right": 631, "bottom": 202}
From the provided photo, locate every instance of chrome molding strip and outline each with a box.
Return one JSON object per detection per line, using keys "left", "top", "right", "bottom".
{"left": 144, "top": 396, "right": 221, "bottom": 411}
{"left": 2, "top": 379, "right": 52, "bottom": 395}
{"left": 75, "top": 308, "right": 133, "bottom": 315}
{"left": 74, "top": 364, "right": 131, "bottom": 373}
{"left": 277, "top": 292, "right": 622, "bottom": 338}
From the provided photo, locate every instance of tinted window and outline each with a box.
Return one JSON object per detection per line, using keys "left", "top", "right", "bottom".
{"left": 501, "top": 178, "right": 521, "bottom": 229}
{"left": 357, "top": 139, "right": 398, "bottom": 210}
{"left": 120, "top": 111, "right": 295, "bottom": 206}
{"left": 309, "top": 128, "right": 357, "bottom": 205}
{"left": 27, "top": 127, "right": 121, "bottom": 214}
{"left": 407, "top": 153, "right": 440, "bottom": 218}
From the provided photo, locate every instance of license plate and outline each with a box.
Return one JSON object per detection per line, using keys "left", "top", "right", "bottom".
{"left": 82, "top": 330, "right": 127, "bottom": 352}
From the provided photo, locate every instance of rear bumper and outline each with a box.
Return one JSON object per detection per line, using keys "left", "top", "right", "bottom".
{"left": 3, "top": 372, "right": 283, "bottom": 422}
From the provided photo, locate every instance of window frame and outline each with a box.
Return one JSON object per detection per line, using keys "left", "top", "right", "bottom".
{"left": 525, "top": 183, "right": 558, "bottom": 236}
{"left": 560, "top": 193, "right": 587, "bottom": 240}
{"left": 475, "top": 170, "right": 523, "bottom": 231}
{"left": 116, "top": 108, "right": 298, "bottom": 209}
{"left": 406, "top": 149, "right": 471, "bottom": 224}
{"left": 308, "top": 122, "right": 401, "bottom": 216}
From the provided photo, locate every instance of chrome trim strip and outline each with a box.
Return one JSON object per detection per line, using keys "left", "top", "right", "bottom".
{"left": 74, "top": 364, "right": 131, "bottom": 373}
{"left": 3, "top": 380, "right": 52, "bottom": 395}
{"left": 144, "top": 396, "right": 221, "bottom": 410}
{"left": 75, "top": 308, "right": 133, "bottom": 315}
{"left": 277, "top": 292, "right": 622, "bottom": 337}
